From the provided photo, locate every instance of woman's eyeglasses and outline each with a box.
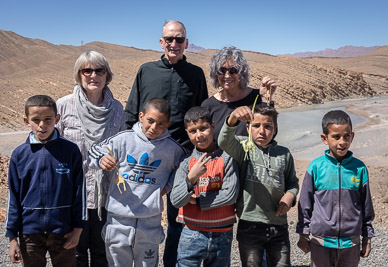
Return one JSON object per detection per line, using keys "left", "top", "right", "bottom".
{"left": 80, "top": 68, "right": 107, "bottom": 76}
{"left": 163, "top": 36, "right": 186, "bottom": 44}
{"left": 218, "top": 67, "right": 239, "bottom": 75}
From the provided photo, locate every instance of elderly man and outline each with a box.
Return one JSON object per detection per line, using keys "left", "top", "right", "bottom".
{"left": 124, "top": 20, "right": 208, "bottom": 149}
{"left": 124, "top": 20, "right": 208, "bottom": 267}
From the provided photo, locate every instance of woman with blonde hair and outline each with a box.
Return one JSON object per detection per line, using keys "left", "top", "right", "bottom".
{"left": 56, "top": 50, "right": 125, "bottom": 266}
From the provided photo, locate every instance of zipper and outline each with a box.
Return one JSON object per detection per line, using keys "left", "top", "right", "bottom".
{"left": 40, "top": 145, "right": 48, "bottom": 231}
{"left": 168, "top": 67, "right": 174, "bottom": 105}
{"left": 338, "top": 162, "right": 342, "bottom": 249}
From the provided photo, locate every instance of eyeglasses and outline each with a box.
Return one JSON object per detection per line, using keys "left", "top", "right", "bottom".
{"left": 163, "top": 36, "right": 186, "bottom": 44}
{"left": 218, "top": 67, "right": 239, "bottom": 75}
{"left": 80, "top": 68, "right": 107, "bottom": 76}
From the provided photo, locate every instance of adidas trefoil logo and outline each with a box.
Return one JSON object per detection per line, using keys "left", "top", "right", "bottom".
{"left": 144, "top": 249, "right": 155, "bottom": 259}
{"left": 125, "top": 152, "right": 161, "bottom": 184}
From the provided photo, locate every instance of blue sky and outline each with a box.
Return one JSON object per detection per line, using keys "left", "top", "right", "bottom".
{"left": 1, "top": 0, "right": 387, "bottom": 55}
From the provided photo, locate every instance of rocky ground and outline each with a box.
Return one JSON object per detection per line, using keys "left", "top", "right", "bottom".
{"left": 0, "top": 157, "right": 386, "bottom": 266}
{"left": 0, "top": 98, "right": 387, "bottom": 266}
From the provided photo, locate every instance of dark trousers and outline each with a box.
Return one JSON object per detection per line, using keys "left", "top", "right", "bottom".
{"left": 163, "top": 192, "right": 183, "bottom": 267}
{"left": 237, "top": 220, "right": 291, "bottom": 267}
{"left": 19, "top": 233, "right": 76, "bottom": 267}
{"left": 310, "top": 242, "right": 360, "bottom": 267}
{"left": 76, "top": 208, "right": 108, "bottom": 267}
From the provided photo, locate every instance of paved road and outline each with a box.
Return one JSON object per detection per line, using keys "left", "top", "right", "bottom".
{"left": 0, "top": 131, "right": 29, "bottom": 156}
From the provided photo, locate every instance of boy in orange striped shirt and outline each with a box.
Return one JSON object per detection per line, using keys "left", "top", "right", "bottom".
{"left": 171, "top": 106, "right": 239, "bottom": 266}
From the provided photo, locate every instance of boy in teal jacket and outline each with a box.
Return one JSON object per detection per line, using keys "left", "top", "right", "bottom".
{"left": 297, "top": 110, "right": 375, "bottom": 267}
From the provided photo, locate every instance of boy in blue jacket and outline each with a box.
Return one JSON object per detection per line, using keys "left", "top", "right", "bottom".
{"left": 297, "top": 110, "right": 375, "bottom": 267}
{"left": 6, "top": 95, "right": 86, "bottom": 267}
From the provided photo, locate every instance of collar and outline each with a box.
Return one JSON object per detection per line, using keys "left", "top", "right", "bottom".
{"left": 256, "top": 140, "right": 277, "bottom": 151}
{"left": 29, "top": 129, "right": 58, "bottom": 144}
{"left": 133, "top": 121, "right": 170, "bottom": 142}
{"left": 192, "top": 145, "right": 223, "bottom": 160}
{"left": 324, "top": 149, "right": 353, "bottom": 164}
{"left": 160, "top": 54, "right": 187, "bottom": 68}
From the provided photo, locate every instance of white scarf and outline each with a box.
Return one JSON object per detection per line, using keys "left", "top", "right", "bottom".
{"left": 74, "top": 84, "right": 115, "bottom": 219}
{"left": 74, "top": 84, "right": 115, "bottom": 146}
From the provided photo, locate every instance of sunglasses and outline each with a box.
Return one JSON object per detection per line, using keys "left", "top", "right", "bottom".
{"left": 80, "top": 68, "right": 107, "bottom": 76}
{"left": 218, "top": 67, "right": 239, "bottom": 75}
{"left": 163, "top": 36, "right": 186, "bottom": 44}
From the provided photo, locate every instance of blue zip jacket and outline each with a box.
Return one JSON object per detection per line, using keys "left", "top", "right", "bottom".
{"left": 296, "top": 150, "right": 375, "bottom": 249}
{"left": 6, "top": 129, "right": 86, "bottom": 238}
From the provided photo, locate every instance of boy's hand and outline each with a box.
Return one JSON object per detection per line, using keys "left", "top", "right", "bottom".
{"left": 9, "top": 237, "right": 22, "bottom": 263}
{"left": 361, "top": 237, "right": 372, "bottom": 258}
{"left": 276, "top": 192, "right": 294, "bottom": 216}
{"left": 187, "top": 153, "right": 211, "bottom": 185}
{"left": 63, "top": 228, "right": 83, "bottom": 249}
{"left": 228, "top": 106, "right": 254, "bottom": 127}
{"left": 100, "top": 155, "right": 117, "bottom": 171}
{"left": 297, "top": 234, "right": 310, "bottom": 254}
{"left": 189, "top": 193, "right": 197, "bottom": 204}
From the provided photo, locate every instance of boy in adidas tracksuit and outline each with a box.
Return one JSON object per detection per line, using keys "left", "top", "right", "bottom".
{"left": 88, "top": 98, "right": 185, "bottom": 267}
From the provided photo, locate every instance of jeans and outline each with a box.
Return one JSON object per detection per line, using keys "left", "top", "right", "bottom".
{"left": 163, "top": 192, "right": 183, "bottom": 267}
{"left": 237, "top": 220, "right": 290, "bottom": 267}
{"left": 176, "top": 226, "right": 233, "bottom": 267}
{"left": 263, "top": 250, "right": 268, "bottom": 267}
{"left": 76, "top": 208, "right": 108, "bottom": 267}
{"left": 19, "top": 233, "right": 76, "bottom": 267}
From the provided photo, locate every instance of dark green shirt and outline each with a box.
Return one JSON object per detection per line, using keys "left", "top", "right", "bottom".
{"left": 218, "top": 120, "right": 299, "bottom": 225}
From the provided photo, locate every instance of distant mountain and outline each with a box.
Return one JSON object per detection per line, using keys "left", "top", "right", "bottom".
{"left": 186, "top": 43, "right": 205, "bottom": 53}
{"left": 281, "top": 45, "right": 381, "bottom": 58}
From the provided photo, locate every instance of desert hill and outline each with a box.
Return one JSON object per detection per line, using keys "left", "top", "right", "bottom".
{"left": 0, "top": 29, "right": 387, "bottom": 131}
{"left": 304, "top": 46, "right": 388, "bottom": 93}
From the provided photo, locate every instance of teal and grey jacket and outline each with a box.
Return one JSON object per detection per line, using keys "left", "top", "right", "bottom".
{"left": 296, "top": 150, "right": 375, "bottom": 249}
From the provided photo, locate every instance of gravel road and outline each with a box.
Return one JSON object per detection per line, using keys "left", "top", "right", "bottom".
{"left": 1, "top": 224, "right": 387, "bottom": 266}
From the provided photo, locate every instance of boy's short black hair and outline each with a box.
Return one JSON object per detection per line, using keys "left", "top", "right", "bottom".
{"left": 322, "top": 110, "right": 353, "bottom": 135}
{"left": 184, "top": 106, "right": 212, "bottom": 128}
{"left": 143, "top": 98, "right": 171, "bottom": 119}
{"left": 25, "top": 95, "right": 57, "bottom": 117}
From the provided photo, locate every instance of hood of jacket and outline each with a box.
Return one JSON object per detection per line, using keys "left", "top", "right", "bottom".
{"left": 132, "top": 121, "right": 171, "bottom": 143}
